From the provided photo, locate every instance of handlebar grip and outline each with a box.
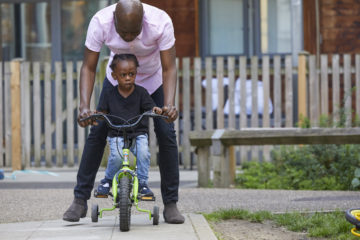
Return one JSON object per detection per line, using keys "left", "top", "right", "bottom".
{"left": 79, "top": 114, "right": 103, "bottom": 122}
{"left": 144, "top": 111, "right": 169, "bottom": 119}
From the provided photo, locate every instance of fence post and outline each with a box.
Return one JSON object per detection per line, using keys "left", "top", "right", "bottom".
{"left": 10, "top": 59, "right": 22, "bottom": 171}
{"left": 298, "top": 53, "right": 307, "bottom": 124}
{"left": 182, "top": 57, "right": 191, "bottom": 169}
{"left": 0, "top": 61, "right": 3, "bottom": 167}
{"left": 33, "top": 62, "right": 41, "bottom": 167}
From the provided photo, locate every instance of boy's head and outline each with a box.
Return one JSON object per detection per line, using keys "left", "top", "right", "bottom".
{"left": 110, "top": 54, "right": 139, "bottom": 91}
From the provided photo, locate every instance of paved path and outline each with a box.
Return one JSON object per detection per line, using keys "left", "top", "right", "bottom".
{"left": 0, "top": 214, "right": 215, "bottom": 240}
{"left": 1, "top": 168, "right": 360, "bottom": 239}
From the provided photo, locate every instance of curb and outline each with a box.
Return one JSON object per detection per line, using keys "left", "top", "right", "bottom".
{"left": 188, "top": 213, "right": 217, "bottom": 240}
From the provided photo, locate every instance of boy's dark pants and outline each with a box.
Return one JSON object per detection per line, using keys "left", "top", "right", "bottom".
{"left": 74, "top": 78, "right": 179, "bottom": 204}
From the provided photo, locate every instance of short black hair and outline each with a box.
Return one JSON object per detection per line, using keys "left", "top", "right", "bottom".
{"left": 110, "top": 54, "right": 139, "bottom": 71}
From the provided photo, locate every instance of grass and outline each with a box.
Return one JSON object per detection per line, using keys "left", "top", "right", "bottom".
{"left": 203, "top": 209, "right": 359, "bottom": 240}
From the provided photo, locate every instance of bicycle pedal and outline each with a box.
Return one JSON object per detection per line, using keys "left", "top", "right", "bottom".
{"left": 138, "top": 195, "right": 156, "bottom": 201}
{"left": 94, "top": 194, "right": 108, "bottom": 198}
{"left": 94, "top": 189, "right": 113, "bottom": 198}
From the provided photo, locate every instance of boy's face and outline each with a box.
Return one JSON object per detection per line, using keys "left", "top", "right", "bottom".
{"left": 112, "top": 60, "right": 137, "bottom": 91}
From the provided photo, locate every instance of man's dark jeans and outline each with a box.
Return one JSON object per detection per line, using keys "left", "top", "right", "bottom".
{"left": 74, "top": 78, "right": 179, "bottom": 204}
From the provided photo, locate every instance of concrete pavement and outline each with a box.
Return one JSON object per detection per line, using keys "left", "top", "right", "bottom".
{"left": 0, "top": 168, "right": 217, "bottom": 240}
{"left": 1, "top": 168, "right": 360, "bottom": 239}
{"left": 0, "top": 214, "right": 216, "bottom": 240}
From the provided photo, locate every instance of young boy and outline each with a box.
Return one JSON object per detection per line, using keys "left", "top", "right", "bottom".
{"left": 96, "top": 53, "right": 162, "bottom": 197}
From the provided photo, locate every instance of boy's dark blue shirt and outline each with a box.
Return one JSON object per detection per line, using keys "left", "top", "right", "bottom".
{"left": 97, "top": 84, "right": 156, "bottom": 138}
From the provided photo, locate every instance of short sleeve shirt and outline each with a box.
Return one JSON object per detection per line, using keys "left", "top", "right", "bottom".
{"left": 97, "top": 85, "right": 156, "bottom": 138}
{"left": 85, "top": 3, "right": 175, "bottom": 95}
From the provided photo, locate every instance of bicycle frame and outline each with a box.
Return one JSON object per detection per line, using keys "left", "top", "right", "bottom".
{"left": 81, "top": 111, "right": 167, "bottom": 220}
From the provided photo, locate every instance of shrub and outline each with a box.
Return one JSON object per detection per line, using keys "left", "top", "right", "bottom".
{"left": 236, "top": 144, "right": 360, "bottom": 190}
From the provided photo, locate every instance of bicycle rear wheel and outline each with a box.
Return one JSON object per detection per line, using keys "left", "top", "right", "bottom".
{"left": 119, "top": 176, "right": 132, "bottom": 231}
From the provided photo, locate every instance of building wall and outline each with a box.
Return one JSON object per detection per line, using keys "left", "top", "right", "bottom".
{"left": 320, "top": 0, "right": 360, "bottom": 53}
{"left": 142, "top": 0, "right": 198, "bottom": 57}
{"left": 304, "top": 0, "right": 360, "bottom": 54}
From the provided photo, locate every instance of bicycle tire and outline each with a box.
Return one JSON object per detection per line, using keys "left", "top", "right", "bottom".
{"left": 345, "top": 208, "right": 360, "bottom": 229}
{"left": 119, "top": 176, "right": 132, "bottom": 231}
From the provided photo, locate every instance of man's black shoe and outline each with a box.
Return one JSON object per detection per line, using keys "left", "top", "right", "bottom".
{"left": 163, "top": 202, "right": 185, "bottom": 224}
{"left": 63, "top": 198, "right": 88, "bottom": 222}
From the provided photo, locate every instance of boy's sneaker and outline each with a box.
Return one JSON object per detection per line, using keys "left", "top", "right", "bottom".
{"left": 138, "top": 183, "right": 154, "bottom": 196}
{"left": 96, "top": 178, "right": 111, "bottom": 196}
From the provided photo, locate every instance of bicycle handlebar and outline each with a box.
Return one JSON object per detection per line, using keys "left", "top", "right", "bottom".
{"left": 79, "top": 111, "right": 168, "bottom": 131}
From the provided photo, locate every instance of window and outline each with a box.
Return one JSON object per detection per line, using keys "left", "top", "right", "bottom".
{"left": 260, "top": 0, "right": 291, "bottom": 54}
{"left": 0, "top": 0, "right": 116, "bottom": 62}
{"left": 201, "top": 0, "right": 292, "bottom": 57}
{"left": 61, "top": 0, "right": 110, "bottom": 61}
{"left": 208, "top": 0, "right": 245, "bottom": 55}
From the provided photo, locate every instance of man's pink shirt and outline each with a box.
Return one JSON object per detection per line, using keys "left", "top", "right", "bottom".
{"left": 85, "top": 3, "right": 175, "bottom": 94}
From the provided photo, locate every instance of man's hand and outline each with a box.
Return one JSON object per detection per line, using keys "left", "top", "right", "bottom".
{"left": 162, "top": 105, "right": 178, "bottom": 122}
{"left": 77, "top": 108, "right": 98, "bottom": 127}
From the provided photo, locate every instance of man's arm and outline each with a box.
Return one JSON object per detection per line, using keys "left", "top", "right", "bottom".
{"left": 160, "top": 45, "right": 178, "bottom": 122}
{"left": 78, "top": 47, "right": 100, "bottom": 127}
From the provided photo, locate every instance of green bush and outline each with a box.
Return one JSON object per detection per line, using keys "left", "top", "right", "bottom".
{"left": 236, "top": 144, "right": 360, "bottom": 190}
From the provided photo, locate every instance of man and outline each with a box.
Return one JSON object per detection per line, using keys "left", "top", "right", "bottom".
{"left": 63, "top": 0, "right": 184, "bottom": 224}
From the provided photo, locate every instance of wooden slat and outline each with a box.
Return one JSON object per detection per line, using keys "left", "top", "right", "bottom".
{"left": 320, "top": 55, "right": 329, "bottom": 116}
{"left": 194, "top": 57, "right": 202, "bottom": 131}
{"left": 44, "top": 62, "right": 52, "bottom": 167}
{"left": 222, "top": 128, "right": 360, "bottom": 145}
{"left": 298, "top": 54, "right": 307, "bottom": 122}
{"left": 274, "top": 56, "right": 282, "bottom": 127}
{"left": 182, "top": 57, "right": 191, "bottom": 169}
{"left": 309, "top": 55, "right": 319, "bottom": 127}
{"left": 4, "top": 62, "right": 11, "bottom": 167}
{"left": 250, "top": 56, "right": 259, "bottom": 160}
{"left": 285, "top": 55, "right": 293, "bottom": 127}
{"left": 76, "top": 61, "right": 85, "bottom": 164}
{"left": 55, "top": 62, "right": 63, "bottom": 167}
{"left": 216, "top": 57, "right": 224, "bottom": 128}
{"left": 205, "top": 57, "right": 213, "bottom": 130}
{"left": 66, "top": 62, "right": 74, "bottom": 166}
{"left": 10, "top": 60, "right": 22, "bottom": 170}
{"left": 332, "top": 54, "right": 340, "bottom": 124}
{"left": 356, "top": 54, "right": 360, "bottom": 120}
{"left": 33, "top": 62, "right": 41, "bottom": 167}
{"left": 343, "top": 54, "right": 352, "bottom": 127}
{"left": 189, "top": 128, "right": 360, "bottom": 146}
{"left": 239, "top": 56, "right": 247, "bottom": 162}
{"left": 251, "top": 56, "right": 259, "bottom": 127}
{"left": 227, "top": 56, "right": 236, "bottom": 177}
{"left": 149, "top": 118, "right": 157, "bottom": 166}
{"left": 175, "top": 58, "right": 180, "bottom": 146}
{"left": 228, "top": 56, "right": 235, "bottom": 129}
{"left": 262, "top": 56, "right": 270, "bottom": 128}
{"left": 239, "top": 56, "right": 247, "bottom": 128}
{"left": 148, "top": 53, "right": 158, "bottom": 166}
{"left": 262, "top": 56, "right": 270, "bottom": 161}
{"left": 21, "top": 62, "right": 31, "bottom": 168}
{"left": 0, "top": 62, "right": 3, "bottom": 167}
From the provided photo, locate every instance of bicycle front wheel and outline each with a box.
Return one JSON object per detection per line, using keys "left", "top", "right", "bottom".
{"left": 119, "top": 176, "right": 131, "bottom": 231}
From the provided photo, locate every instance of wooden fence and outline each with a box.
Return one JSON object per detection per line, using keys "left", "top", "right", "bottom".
{"left": 1, "top": 54, "right": 360, "bottom": 170}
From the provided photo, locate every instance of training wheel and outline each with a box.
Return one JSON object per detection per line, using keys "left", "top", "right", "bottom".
{"left": 152, "top": 206, "right": 159, "bottom": 225}
{"left": 91, "top": 204, "right": 99, "bottom": 222}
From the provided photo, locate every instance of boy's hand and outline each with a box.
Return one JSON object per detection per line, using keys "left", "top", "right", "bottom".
{"left": 161, "top": 105, "right": 178, "bottom": 123}
{"left": 152, "top": 107, "right": 163, "bottom": 115}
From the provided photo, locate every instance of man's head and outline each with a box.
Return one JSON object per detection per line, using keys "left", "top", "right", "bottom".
{"left": 114, "top": 0, "right": 143, "bottom": 42}
{"left": 110, "top": 54, "right": 139, "bottom": 91}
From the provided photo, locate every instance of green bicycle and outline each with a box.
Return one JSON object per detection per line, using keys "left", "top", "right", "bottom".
{"left": 81, "top": 111, "right": 167, "bottom": 231}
